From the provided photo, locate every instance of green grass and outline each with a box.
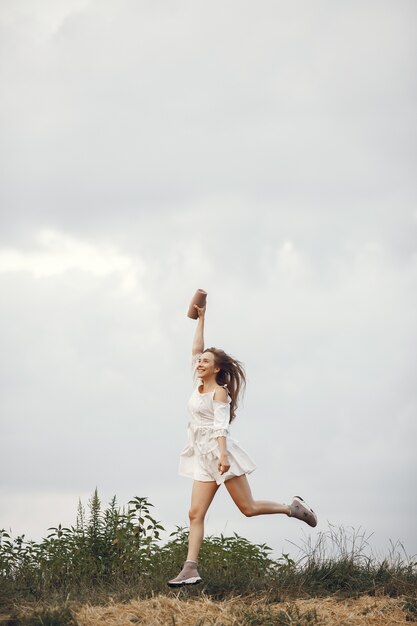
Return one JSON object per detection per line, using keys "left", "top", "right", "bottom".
{"left": 1, "top": 489, "right": 416, "bottom": 606}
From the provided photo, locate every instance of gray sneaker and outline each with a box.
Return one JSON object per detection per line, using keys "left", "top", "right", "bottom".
{"left": 167, "top": 560, "right": 203, "bottom": 587}
{"left": 289, "top": 496, "right": 317, "bottom": 527}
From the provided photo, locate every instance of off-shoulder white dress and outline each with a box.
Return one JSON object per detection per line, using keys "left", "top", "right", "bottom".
{"left": 178, "top": 354, "right": 256, "bottom": 485}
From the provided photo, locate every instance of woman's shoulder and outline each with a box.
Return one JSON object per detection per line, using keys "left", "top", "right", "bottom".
{"left": 213, "top": 385, "right": 230, "bottom": 403}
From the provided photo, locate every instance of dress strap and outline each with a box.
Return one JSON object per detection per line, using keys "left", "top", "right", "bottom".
{"left": 223, "top": 384, "right": 231, "bottom": 397}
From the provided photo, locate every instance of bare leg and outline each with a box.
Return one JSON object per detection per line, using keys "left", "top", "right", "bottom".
{"left": 187, "top": 480, "right": 220, "bottom": 561}
{"left": 225, "top": 474, "right": 291, "bottom": 517}
{"left": 168, "top": 480, "right": 219, "bottom": 586}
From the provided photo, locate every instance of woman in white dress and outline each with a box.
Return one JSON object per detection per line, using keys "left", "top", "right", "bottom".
{"left": 168, "top": 301, "right": 317, "bottom": 587}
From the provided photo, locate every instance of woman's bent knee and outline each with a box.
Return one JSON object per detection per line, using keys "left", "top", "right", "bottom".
{"left": 240, "top": 504, "right": 257, "bottom": 517}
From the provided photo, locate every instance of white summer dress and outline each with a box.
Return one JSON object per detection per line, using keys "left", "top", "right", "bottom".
{"left": 178, "top": 353, "right": 256, "bottom": 485}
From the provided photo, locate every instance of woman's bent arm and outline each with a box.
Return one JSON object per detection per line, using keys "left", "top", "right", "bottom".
{"left": 192, "top": 305, "right": 206, "bottom": 355}
{"left": 217, "top": 437, "right": 230, "bottom": 475}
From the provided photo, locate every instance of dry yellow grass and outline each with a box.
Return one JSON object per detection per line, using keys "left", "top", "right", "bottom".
{"left": 0, "top": 596, "right": 410, "bottom": 626}
{"left": 2, "top": 594, "right": 412, "bottom": 625}
{"left": 73, "top": 595, "right": 410, "bottom": 625}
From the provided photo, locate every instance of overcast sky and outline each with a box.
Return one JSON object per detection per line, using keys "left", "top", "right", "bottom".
{"left": 1, "top": 0, "right": 416, "bottom": 563}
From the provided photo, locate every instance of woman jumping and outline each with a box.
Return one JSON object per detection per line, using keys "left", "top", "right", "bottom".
{"left": 167, "top": 300, "right": 317, "bottom": 587}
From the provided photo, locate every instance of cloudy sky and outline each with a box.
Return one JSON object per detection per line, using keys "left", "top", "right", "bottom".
{"left": 1, "top": 0, "right": 416, "bottom": 563}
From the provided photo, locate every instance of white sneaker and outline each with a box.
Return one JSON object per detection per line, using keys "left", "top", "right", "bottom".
{"left": 289, "top": 496, "right": 317, "bottom": 527}
{"left": 167, "top": 560, "right": 203, "bottom": 587}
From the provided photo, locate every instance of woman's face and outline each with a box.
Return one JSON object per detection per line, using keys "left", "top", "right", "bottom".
{"left": 196, "top": 351, "right": 220, "bottom": 380}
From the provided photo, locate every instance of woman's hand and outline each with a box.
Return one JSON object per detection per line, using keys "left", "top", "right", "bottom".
{"left": 194, "top": 303, "right": 206, "bottom": 319}
{"left": 218, "top": 454, "right": 231, "bottom": 475}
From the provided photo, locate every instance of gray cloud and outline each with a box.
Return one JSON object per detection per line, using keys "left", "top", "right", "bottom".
{"left": 1, "top": 1, "right": 416, "bottom": 228}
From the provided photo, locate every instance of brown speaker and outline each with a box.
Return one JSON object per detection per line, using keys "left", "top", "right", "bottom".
{"left": 187, "top": 289, "right": 207, "bottom": 319}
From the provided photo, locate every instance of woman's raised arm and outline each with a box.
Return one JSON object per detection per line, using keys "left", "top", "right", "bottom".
{"left": 192, "top": 304, "right": 206, "bottom": 356}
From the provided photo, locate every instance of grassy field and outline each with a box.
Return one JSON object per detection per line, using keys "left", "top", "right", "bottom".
{"left": 2, "top": 594, "right": 417, "bottom": 625}
{"left": 1, "top": 489, "right": 416, "bottom": 624}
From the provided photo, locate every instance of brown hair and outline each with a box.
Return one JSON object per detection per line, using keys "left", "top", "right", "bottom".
{"left": 203, "top": 347, "right": 246, "bottom": 422}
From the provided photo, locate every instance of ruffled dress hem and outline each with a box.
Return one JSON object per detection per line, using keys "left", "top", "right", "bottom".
{"left": 179, "top": 438, "right": 256, "bottom": 485}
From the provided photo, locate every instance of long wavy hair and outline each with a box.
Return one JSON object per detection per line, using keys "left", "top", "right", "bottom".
{"left": 204, "top": 347, "right": 246, "bottom": 422}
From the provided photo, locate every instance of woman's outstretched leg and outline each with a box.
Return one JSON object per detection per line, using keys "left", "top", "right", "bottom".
{"left": 225, "top": 474, "right": 290, "bottom": 516}
{"left": 225, "top": 474, "right": 317, "bottom": 526}
{"left": 168, "top": 480, "right": 219, "bottom": 587}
